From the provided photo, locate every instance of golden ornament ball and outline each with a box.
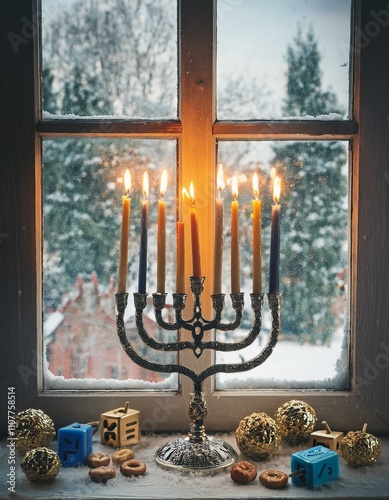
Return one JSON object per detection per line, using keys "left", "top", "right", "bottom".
{"left": 236, "top": 412, "right": 282, "bottom": 460}
{"left": 341, "top": 427, "right": 381, "bottom": 466}
{"left": 20, "top": 447, "right": 60, "bottom": 482}
{"left": 15, "top": 408, "right": 56, "bottom": 454}
{"left": 274, "top": 400, "right": 317, "bottom": 442}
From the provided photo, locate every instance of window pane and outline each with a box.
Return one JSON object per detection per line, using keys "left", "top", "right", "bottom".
{"left": 43, "top": 138, "right": 178, "bottom": 390}
{"left": 41, "top": 0, "right": 177, "bottom": 119}
{"left": 215, "top": 140, "right": 349, "bottom": 389}
{"left": 217, "top": 0, "right": 351, "bottom": 119}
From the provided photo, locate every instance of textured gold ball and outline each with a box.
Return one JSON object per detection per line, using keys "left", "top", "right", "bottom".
{"left": 236, "top": 412, "right": 282, "bottom": 460}
{"left": 21, "top": 447, "right": 60, "bottom": 482}
{"left": 274, "top": 400, "right": 317, "bottom": 442}
{"left": 15, "top": 408, "right": 56, "bottom": 454}
{"left": 341, "top": 430, "right": 381, "bottom": 466}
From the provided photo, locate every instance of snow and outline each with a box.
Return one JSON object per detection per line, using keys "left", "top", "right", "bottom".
{"left": 44, "top": 367, "right": 178, "bottom": 391}
{"left": 44, "top": 318, "right": 348, "bottom": 391}
{"left": 3, "top": 433, "right": 389, "bottom": 499}
{"left": 43, "top": 312, "right": 64, "bottom": 339}
{"left": 216, "top": 324, "right": 348, "bottom": 390}
{"left": 42, "top": 110, "right": 176, "bottom": 120}
{"left": 41, "top": 111, "right": 346, "bottom": 122}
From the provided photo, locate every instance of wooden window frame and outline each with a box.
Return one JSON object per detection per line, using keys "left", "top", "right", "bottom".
{"left": 1, "top": 0, "right": 388, "bottom": 436}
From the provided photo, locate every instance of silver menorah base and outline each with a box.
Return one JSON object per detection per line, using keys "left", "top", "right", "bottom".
{"left": 115, "top": 277, "right": 281, "bottom": 473}
{"left": 155, "top": 391, "right": 238, "bottom": 471}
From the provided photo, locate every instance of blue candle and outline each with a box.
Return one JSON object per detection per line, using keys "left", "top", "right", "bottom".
{"left": 138, "top": 172, "right": 149, "bottom": 293}
{"left": 269, "top": 176, "right": 281, "bottom": 293}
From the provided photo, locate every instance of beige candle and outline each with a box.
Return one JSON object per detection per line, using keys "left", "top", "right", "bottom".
{"left": 252, "top": 172, "right": 262, "bottom": 294}
{"left": 117, "top": 169, "right": 131, "bottom": 293}
{"left": 157, "top": 169, "right": 167, "bottom": 293}
{"left": 231, "top": 175, "right": 240, "bottom": 294}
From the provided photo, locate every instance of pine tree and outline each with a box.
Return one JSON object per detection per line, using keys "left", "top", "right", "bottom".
{"left": 43, "top": 68, "right": 119, "bottom": 307}
{"left": 271, "top": 27, "right": 348, "bottom": 345}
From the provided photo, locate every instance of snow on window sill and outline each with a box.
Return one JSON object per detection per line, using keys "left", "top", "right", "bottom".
{"left": 3, "top": 433, "right": 388, "bottom": 499}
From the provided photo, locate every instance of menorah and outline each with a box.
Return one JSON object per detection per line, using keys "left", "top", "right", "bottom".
{"left": 115, "top": 276, "right": 281, "bottom": 472}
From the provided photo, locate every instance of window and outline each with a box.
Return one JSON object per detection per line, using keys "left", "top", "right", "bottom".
{"left": 2, "top": 0, "right": 389, "bottom": 436}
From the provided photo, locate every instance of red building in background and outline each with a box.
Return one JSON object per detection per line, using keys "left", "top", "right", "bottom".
{"left": 44, "top": 273, "right": 173, "bottom": 383}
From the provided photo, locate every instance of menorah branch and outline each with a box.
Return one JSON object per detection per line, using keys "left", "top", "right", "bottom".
{"left": 115, "top": 280, "right": 281, "bottom": 472}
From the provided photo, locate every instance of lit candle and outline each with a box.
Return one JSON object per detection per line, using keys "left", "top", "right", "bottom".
{"left": 117, "top": 169, "right": 131, "bottom": 293}
{"left": 138, "top": 172, "right": 149, "bottom": 294}
{"left": 252, "top": 172, "right": 262, "bottom": 294}
{"left": 269, "top": 176, "right": 281, "bottom": 293}
{"left": 213, "top": 164, "right": 224, "bottom": 294}
{"left": 157, "top": 169, "right": 167, "bottom": 293}
{"left": 231, "top": 175, "right": 240, "bottom": 294}
{"left": 189, "top": 182, "right": 201, "bottom": 278}
{"left": 176, "top": 217, "right": 185, "bottom": 294}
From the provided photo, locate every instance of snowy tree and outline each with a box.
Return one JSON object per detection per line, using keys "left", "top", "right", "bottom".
{"left": 271, "top": 27, "right": 348, "bottom": 344}
{"left": 42, "top": 0, "right": 177, "bottom": 118}
{"left": 42, "top": 0, "right": 177, "bottom": 309}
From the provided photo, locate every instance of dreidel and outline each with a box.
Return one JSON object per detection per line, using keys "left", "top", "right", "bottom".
{"left": 57, "top": 422, "right": 93, "bottom": 467}
{"left": 310, "top": 421, "right": 344, "bottom": 454}
{"left": 100, "top": 401, "right": 140, "bottom": 448}
{"left": 291, "top": 445, "right": 339, "bottom": 488}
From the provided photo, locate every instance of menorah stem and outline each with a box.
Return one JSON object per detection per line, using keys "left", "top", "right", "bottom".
{"left": 187, "top": 391, "right": 207, "bottom": 443}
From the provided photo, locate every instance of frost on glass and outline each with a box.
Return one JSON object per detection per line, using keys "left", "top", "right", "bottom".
{"left": 43, "top": 138, "right": 178, "bottom": 390}
{"left": 41, "top": 0, "right": 177, "bottom": 119}
{"left": 215, "top": 140, "right": 349, "bottom": 390}
{"left": 217, "top": 0, "right": 351, "bottom": 120}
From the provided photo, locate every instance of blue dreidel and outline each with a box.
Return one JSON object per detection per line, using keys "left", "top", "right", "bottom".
{"left": 57, "top": 422, "right": 93, "bottom": 467}
{"left": 291, "top": 445, "right": 339, "bottom": 488}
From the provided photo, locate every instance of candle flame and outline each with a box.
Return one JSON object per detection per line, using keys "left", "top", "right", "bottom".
{"left": 189, "top": 182, "right": 195, "bottom": 201}
{"left": 217, "top": 163, "right": 225, "bottom": 193}
{"left": 182, "top": 186, "right": 190, "bottom": 199}
{"left": 273, "top": 176, "right": 281, "bottom": 204}
{"left": 253, "top": 172, "right": 259, "bottom": 199}
{"left": 142, "top": 171, "right": 149, "bottom": 198}
{"left": 124, "top": 169, "right": 131, "bottom": 195}
{"left": 160, "top": 169, "right": 168, "bottom": 197}
{"left": 231, "top": 175, "right": 238, "bottom": 200}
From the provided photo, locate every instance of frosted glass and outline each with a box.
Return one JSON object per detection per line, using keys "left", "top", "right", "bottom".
{"left": 215, "top": 140, "right": 349, "bottom": 389}
{"left": 217, "top": 0, "right": 351, "bottom": 119}
{"left": 41, "top": 0, "right": 177, "bottom": 119}
{"left": 42, "top": 138, "right": 178, "bottom": 389}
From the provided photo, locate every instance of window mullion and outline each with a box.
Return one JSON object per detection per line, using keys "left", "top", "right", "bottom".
{"left": 178, "top": 0, "right": 216, "bottom": 395}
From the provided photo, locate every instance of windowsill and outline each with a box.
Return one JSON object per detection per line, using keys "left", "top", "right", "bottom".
{"left": 2, "top": 433, "right": 388, "bottom": 499}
